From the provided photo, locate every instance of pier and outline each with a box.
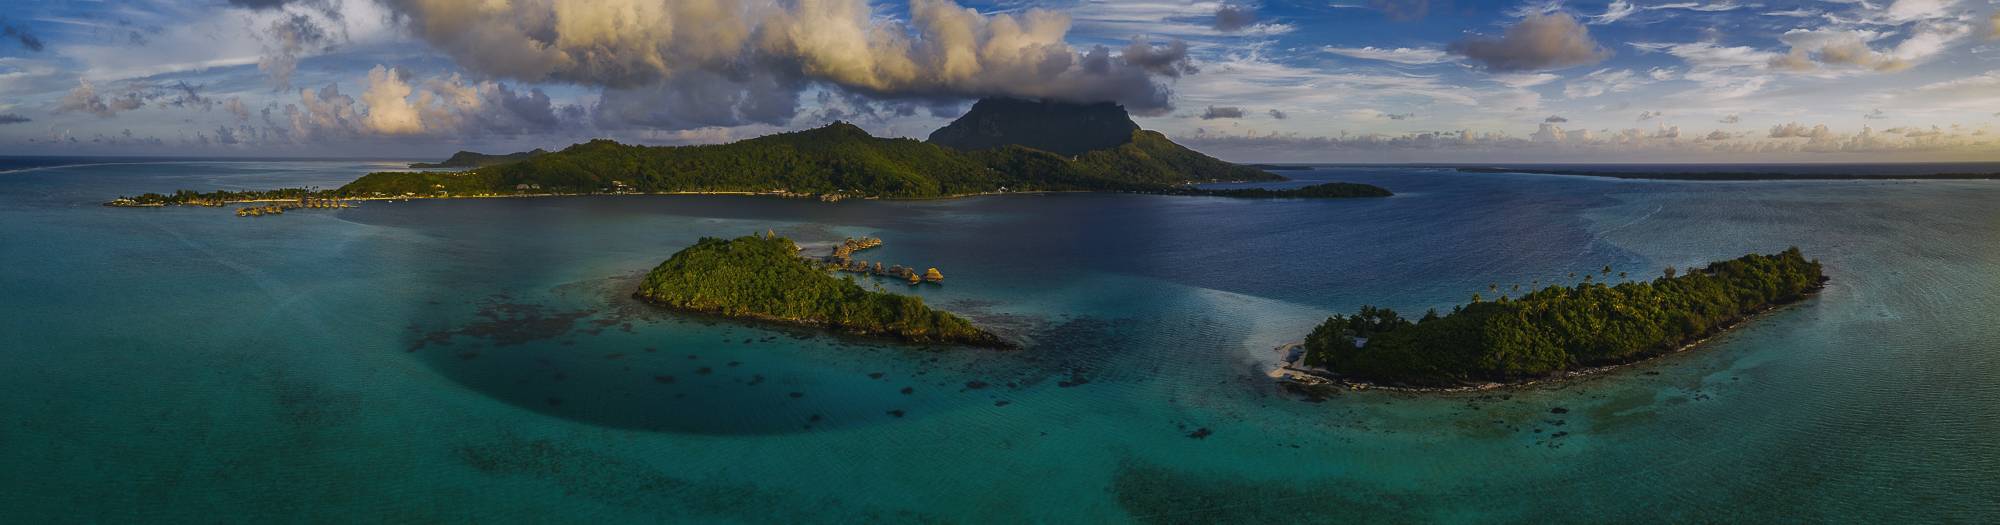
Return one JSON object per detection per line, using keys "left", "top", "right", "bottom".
{"left": 818, "top": 236, "right": 945, "bottom": 285}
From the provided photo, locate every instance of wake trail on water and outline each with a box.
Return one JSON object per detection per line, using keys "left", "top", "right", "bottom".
{"left": 0, "top": 162, "right": 163, "bottom": 175}
{"left": 148, "top": 221, "right": 339, "bottom": 339}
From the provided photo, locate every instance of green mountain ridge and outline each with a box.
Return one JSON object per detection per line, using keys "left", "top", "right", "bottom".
{"left": 927, "top": 98, "right": 1140, "bottom": 156}
{"left": 341, "top": 113, "right": 1307, "bottom": 199}
{"left": 408, "top": 149, "right": 548, "bottom": 169}
{"left": 113, "top": 97, "right": 1388, "bottom": 204}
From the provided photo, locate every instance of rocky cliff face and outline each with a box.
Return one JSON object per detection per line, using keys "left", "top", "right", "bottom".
{"left": 927, "top": 98, "right": 1141, "bottom": 156}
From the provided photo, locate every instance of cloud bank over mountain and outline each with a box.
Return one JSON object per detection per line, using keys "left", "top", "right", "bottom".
{"left": 377, "top": 0, "right": 1189, "bottom": 128}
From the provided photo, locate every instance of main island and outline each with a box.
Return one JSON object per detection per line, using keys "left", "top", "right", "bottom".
{"left": 107, "top": 98, "right": 1392, "bottom": 208}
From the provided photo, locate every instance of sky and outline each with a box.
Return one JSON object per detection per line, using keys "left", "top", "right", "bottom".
{"left": 1, "top": 0, "right": 1998, "bottom": 162}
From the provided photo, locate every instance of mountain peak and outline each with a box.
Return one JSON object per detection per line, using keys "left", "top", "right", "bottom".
{"left": 927, "top": 98, "right": 1141, "bottom": 156}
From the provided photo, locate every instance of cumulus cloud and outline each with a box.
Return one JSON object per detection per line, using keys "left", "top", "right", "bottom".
{"left": 1267, "top": 109, "right": 1287, "bottom": 119}
{"left": 1864, "top": 108, "right": 1887, "bottom": 120}
{"left": 1703, "top": 130, "right": 1732, "bottom": 140}
{"left": 362, "top": 65, "right": 423, "bottom": 134}
{"left": 1384, "top": 112, "right": 1416, "bottom": 120}
{"left": 1719, "top": 114, "right": 1741, "bottom": 124}
{"left": 1119, "top": 39, "right": 1199, "bottom": 78}
{"left": 56, "top": 82, "right": 112, "bottom": 117}
{"left": 1201, "top": 106, "right": 1246, "bottom": 119}
{"left": 1768, "top": 122, "right": 1832, "bottom": 139}
{"left": 1214, "top": 4, "right": 1257, "bottom": 32}
{"left": 342, "top": 65, "right": 588, "bottom": 138}
{"left": 1637, "top": 110, "right": 1662, "bottom": 121}
{"left": 376, "top": 0, "right": 1192, "bottom": 125}
{"left": 225, "top": 97, "right": 251, "bottom": 121}
{"left": 1448, "top": 13, "right": 1611, "bottom": 72}
{"left": 1544, "top": 115, "right": 1568, "bottom": 123}
{"left": 1531, "top": 122, "right": 1567, "bottom": 142}
{"left": 285, "top": 82, "right": 362, "bottom": 142}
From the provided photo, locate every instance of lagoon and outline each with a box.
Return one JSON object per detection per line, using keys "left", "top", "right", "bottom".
{"left": 2, "top": 159, "right": 1997, "bottom": 522}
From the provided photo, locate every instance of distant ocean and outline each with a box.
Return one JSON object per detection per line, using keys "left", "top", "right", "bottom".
{"left": 1345, "top": 161, "right": 2000, "bottom": 176}
{"left": 2, "top": 159, "right": 1997, "bottom": 521}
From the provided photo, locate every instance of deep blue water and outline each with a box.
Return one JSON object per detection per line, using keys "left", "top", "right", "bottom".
{"left": 3, "top": 159, "right": 1997, "bottom": 522}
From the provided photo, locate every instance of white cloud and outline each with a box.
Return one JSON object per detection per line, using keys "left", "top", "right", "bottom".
{"left": 1489, "top": 73, "right": 1562, "bottom": 88}
{"left": 361, "top": 65, "right": 423, "bottom": 135}
{"left": 1563, "top": 68, "right": 1647, "bottom": 98}
{"left": 1322, "top": 46, "right": 1452, "bottom": 65}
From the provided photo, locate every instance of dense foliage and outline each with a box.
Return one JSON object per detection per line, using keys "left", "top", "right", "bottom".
{"left": 635, "top": 234, "right": 1002, "bottom": 346}
{"left": 335, "top": 122, "right": 1322, "bottom": 199}
{"left": 927, "top": 98, "right": 1141, "bottom": 156}
{"left": 347, "top": 124, "right": 1005, "bottom": 199}
{"left": 1064, "top": 130, "right": 1281, "bottom": 185}
{"left": 115, "top": 100, "right": 1389, "bottom": 204}
{"left": 110, "top": 188, "right": 326, "bottom": 206}
{"left": 1303, "top": 248, "right": 1826, "bottom": 385}
{"left": 409, "top": 149, "right": 547, "bottom": 168}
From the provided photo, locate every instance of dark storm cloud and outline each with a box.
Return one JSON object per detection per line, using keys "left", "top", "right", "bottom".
{"left": 3, "top": 23, "right": 45, "bottom": 51}
{"left": 1201, "top": 106, "right": 1246, "bottom": 120}
{"left": 1214, "top": 4, "right": 1257, "bottom": 32}
{"left": 258, "top": 13, "right": 334, "bottom": 91}
{"left": 1447, "top": 13, "right": 1610, "bottom": 72}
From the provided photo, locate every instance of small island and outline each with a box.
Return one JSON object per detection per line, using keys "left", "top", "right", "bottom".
{"left": 1286, "top": 248, "right": 1826, "bottom": 388}
{"left": 634, "top": 233, "right": 1003, "bottom": 347}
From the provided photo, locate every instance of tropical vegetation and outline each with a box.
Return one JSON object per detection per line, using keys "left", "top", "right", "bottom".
{"left": 1302, "top": 248, "right": 1826, "bottom": 385}
{"left": 634, "top": 233, "right": 1002, "bottom": 346}
{"left": 409, "top": 149, "right": 547, "bottom": 168}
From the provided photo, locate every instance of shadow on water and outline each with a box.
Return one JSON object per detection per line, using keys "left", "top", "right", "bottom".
{"left": 403, "top": 276, "right": 1153, "bottom": 436}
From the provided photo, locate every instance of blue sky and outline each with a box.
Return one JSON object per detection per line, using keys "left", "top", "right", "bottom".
{"left": 2, "top": 0, "right": 1998, "bottom": 162}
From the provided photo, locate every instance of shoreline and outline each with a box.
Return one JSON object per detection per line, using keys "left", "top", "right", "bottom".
{"left": 1272, "top": 280, "right": 1829, "bottom": 394}
{"left": 101, "top": 180, "right": 1377, "bottom": 209}
{"left": 629, "top": 293, "right": 1014, "bottom": 350}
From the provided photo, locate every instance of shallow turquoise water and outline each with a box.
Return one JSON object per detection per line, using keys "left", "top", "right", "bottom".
{"left": 2, "top": 161, "right": 1996, "bottom": 522}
